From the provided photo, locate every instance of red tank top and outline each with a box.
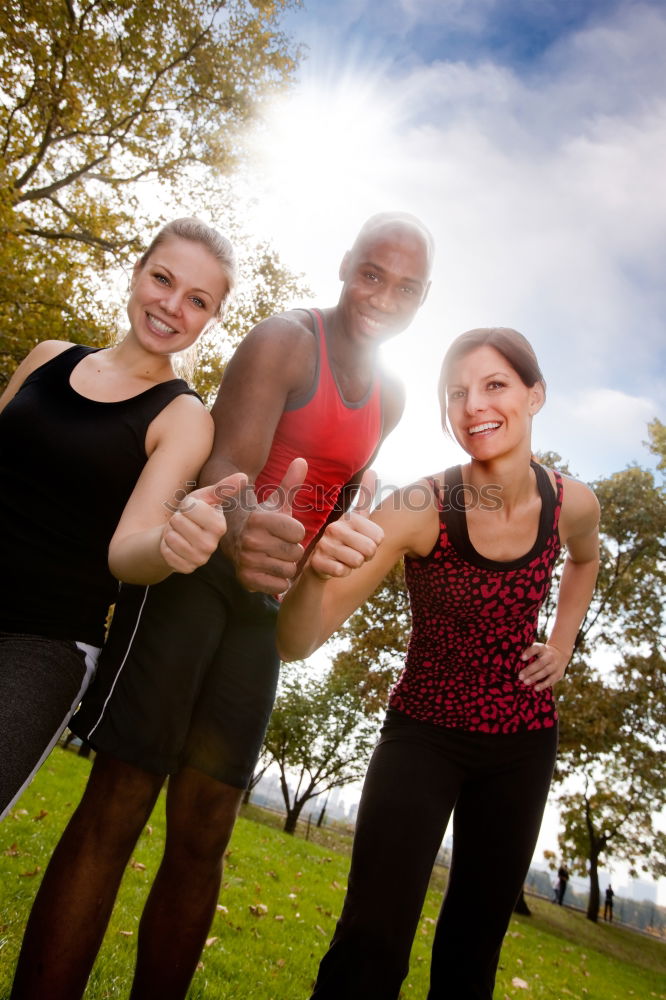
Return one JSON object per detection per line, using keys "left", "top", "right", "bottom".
{"left": 390, "top": 462, "right": 563, "bottom": 734}
{"left": 254, "top": 309, "right": 383, "bottom": 547}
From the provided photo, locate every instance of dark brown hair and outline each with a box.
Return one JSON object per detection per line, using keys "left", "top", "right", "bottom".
{"left": 438, "top": 327, "right": 546, "bottom": 427}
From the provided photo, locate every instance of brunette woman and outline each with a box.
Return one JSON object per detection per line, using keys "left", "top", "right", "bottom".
{"left": 278, "top": 327, "right": 600, "bottom": 1000}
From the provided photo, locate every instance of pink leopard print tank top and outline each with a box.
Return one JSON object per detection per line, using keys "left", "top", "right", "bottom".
{"left": 389, "top": 462, "right": 563, "bottom": 734}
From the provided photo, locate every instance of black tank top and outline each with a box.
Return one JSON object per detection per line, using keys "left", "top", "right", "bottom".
{"left": 0, "top": 345, "right": 200, "bottom": 645}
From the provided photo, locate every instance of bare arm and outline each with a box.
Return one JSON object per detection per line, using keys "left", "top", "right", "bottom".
{"left": 519, "top": 477, "right": 600, "bottom": 691}
{"left": 197, "top": 313, "right": 318, "bottom": 593}
{"left": 108, "top": 395, "right": 244, "bottom": 584}
{"left": 277, "top": 476, "right": 439, "bottom": 661}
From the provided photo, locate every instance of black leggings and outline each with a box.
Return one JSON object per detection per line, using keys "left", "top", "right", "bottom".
{"left": 311, "top": 710, "right": 558, "bottom": 1000}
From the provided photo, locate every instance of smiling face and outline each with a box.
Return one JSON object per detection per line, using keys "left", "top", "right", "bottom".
{"left": 126, "top": 235, "right": 231, "bottom": 356}
{"left": 337, "top": 221, "right": 431, "bottom": 345}
{"left": 445, "top": 344, "right": 545, "bottom": 461}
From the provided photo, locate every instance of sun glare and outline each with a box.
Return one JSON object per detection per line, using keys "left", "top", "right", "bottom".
{"left": 243, "top": 64, "right": 408, "bottom": 296}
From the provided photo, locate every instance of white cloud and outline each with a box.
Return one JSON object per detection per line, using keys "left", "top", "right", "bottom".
{"left": 535, "top": 388, "right": 656, "bottom": 479}
{"left": 240, "top": 0, "right": 665, "bottom": 482}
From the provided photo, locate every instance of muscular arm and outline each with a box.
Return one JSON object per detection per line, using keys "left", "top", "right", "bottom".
{"left": 198, "top": 312, "right": 317, "bottom": 592}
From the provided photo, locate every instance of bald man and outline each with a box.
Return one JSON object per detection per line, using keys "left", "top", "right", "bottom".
{"left": 12, "top": 213, "right": 434, "bottom": 1000}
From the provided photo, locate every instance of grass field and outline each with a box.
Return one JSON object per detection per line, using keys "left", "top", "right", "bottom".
{"left": 1, "top": 750, "right": 665, "bottom": 999}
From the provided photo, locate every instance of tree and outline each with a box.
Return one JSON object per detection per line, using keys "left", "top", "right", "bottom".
{"left": 545, "top": 459, "right": 666, "bottom": 921}
{"left": 263, "top": 662, "right": 378, "bottom": 834}
{"left": 0, "top": 0, "right": 299, "bottom": 382}
{"left": 647, "top": 417, "right": 666, "bottom": 474}
{"left": 330, "top": 560, "right": 410, "bottom": 713}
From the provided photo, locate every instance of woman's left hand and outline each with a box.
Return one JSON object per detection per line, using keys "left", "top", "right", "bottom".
{"left": 518, "top": 642, "right": 570, "bottom": 691}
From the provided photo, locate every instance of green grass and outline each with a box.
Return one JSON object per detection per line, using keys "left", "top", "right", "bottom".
{"left": 1, "top": 750, "right": 665, "bottom": 999}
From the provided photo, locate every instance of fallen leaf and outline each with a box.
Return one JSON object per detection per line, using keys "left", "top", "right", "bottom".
{"left": 118, "top": 930, "right": 133, "bottom": 937}
{"left": 205, "top": 937, "right": 218, "bottom": 947}
{"left": 33, "top": 810, "right": 48, "bottom": 821}
{"left": 249, "top": 903, "right": 268, "bottom": 917}
{"left": 196, "top": 961, "right": 204, "bottom": 971}
{"left": 274, "top": 915, "right": 285, "bottom": 922}
{"left": 129, "top": 859, "right": 146, "bottom": 870}
{"left": 276, "top": 958, "right": 286, "bottom": 968}
{"left": 3, "top": 843, "right": 20, "bottom": 856}
{"left": 18, "top": 867, "right": 41, "bottom": 877}
{"left": 216, "top": 904, "right": 228, "bottom": 914}
{"left": 511, "top": 977, "right": 528, "bottom": 989}
{"left": 144, "top": 825, "right": 153, "bottom": 837}
{"left": 330, "top": 881, "right": 341, "bottom": 890}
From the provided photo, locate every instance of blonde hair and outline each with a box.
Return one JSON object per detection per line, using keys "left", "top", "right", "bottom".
{"left": 140, "top": 217, "right": 237, "bottom": 318}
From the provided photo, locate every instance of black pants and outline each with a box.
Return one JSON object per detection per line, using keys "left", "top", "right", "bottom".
{"left": 311, "top": 710, "right": 558, "bottom": 1000}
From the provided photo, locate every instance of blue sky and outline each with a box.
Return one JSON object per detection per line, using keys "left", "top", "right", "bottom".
{"left": 240, "top": 0, "right": 666, "bottom": 488}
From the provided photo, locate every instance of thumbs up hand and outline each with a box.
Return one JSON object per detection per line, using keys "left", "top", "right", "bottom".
{"left": 233, "top": 457, "right": 308, "bottom": 594}
{"left": 309, "top": 469, "right": 384, "bottom": 580}
{"left": 159, "top": 472, "right": 247, "bottom": 574}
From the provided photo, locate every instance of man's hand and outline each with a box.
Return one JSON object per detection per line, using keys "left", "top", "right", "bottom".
{"left": 159, "top": 473, "right": 247, "bottom": 574}
{"left": 309, "top": 469, "right": 384, "bottom": 580}
{"left": 234, "top": 458, "right": 308, "bottom": 594}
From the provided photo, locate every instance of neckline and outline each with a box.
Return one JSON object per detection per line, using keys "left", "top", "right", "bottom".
{"left": 66, "top": 346, "right": 184, "bottom": 405}
{"left": 317, "top": 310, "right": 377, "bottom": 410}
{"left": 442, "top": 461, "right": 556, "bottom": 571}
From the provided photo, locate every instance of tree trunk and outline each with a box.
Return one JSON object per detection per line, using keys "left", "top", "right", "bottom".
{"left": 586, "top": 848, "right": 601, "bottom": 921}
{"left": 317, "top": 793, "right": 329, "bottom": 828}
{"left": 283, "top": 799, "right": 307, "bottom": 834}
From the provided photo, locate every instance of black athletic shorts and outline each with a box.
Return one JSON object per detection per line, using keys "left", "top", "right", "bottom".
{"left": 72, "top": 551, "right": 280, "bottom": 789}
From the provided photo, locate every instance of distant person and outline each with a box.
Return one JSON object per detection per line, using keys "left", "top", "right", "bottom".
{"left": 604, "top": 884, "right": 615, "bottom": 921}
{"left": 11, "top": 213, "right": 434, "bottom": 1000}
{"left": 557, "top": 864, "right": 570, "bottom": 905}
{"left": 278, "top": 327, "right": 600, "bottom": 1000}
{"left": 0, "top": 217, "right": 240, "bottom": 819}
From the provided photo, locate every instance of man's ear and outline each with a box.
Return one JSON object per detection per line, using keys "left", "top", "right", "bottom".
{"left": 339, "top": 250, "right": 351, "bottom": 282}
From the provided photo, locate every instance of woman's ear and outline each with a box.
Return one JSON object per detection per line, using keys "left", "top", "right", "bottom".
{"left": 529, "top": 381, "right": 546, "bottom": 415}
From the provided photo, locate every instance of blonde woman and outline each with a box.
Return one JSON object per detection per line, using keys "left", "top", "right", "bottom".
{"left": 0, "top": 218, "right": 241, "bottom": 818}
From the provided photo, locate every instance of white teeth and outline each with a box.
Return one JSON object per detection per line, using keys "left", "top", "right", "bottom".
{"left": 362, "top": 315, "right": 384, "bottom": 330}
{"left": 469, "top": 422, "right": 500, "bottom": 434}
{"left": 148, "top": 313, "right": 176, "bottom": 335}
